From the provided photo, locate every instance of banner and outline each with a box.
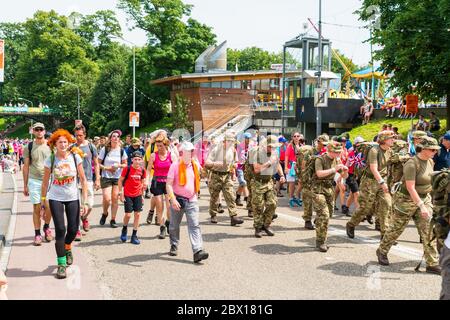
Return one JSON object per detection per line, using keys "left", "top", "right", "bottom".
{"left": 129, "top": 112, "right": 139, "bottom": 127}
{"left": 0, "top": 39, "right": 4, "bottom": 83}
{"left": 406, "top": 94, "right": 418, "bottom": 114}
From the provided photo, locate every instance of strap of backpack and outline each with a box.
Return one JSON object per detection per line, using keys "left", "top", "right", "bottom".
{"left": 122, "top": 166, "right": 131, "bottom": 187}
{"left": 28, "top": 141, "right": 33, "bottom": 164}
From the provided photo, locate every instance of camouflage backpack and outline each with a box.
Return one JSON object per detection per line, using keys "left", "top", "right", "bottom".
{"left": 300, "top": 148, "right": 320, "bottom": 189}
{"left": 353, "top": 142, "right": 379, "bottom": 179}
{"left": 295, "top": 145, "right": 314, "bottom": 177}
{"left": 430, "top": 169, "right": 450, "bottom": 253}
{"left": 387, "top": 140, "right": 411, "bottom": 187}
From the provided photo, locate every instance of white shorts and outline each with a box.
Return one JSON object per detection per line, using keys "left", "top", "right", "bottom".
{"left": 286, "top": 174, "right": 297, "bottom": 182}
{"left": 28, "top": 178, "right": 43, "bottom": 205}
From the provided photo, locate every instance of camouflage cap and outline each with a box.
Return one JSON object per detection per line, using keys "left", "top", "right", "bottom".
{"left": 392, "top": 139, "right": 408, "bottom": 153}
{"left": 412, "top": 130, "right": 427, "bottom": 139}
{"left": 317, "top": 134, "right": 330, "bottom": 145}
{"left": 417, "top": 136, "right": 441, "bottom": 150}
{"left": 327, "top": 141, "right": 343, "bottom": 153}
{"left": 377, "top": 130, "right": 395, "bottom": 142}
{"left": 263, "top": 135, "right": 281, "bottom": 148}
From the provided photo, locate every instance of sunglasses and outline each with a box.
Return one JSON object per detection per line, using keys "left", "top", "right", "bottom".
{"left": 34, "top": 128, "right": 44, "bottom": 132}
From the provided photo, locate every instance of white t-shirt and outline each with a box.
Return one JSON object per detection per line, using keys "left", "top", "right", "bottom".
{"left": 98, "top": 147, "right": 128, "bottom": 179}
{"left": 45, "top": 153, "right": 82, "bottom": 202}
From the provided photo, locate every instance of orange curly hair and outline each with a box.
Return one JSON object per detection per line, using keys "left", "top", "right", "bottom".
{"left": 47, "top": 129, "right": 76, "bottom": 150}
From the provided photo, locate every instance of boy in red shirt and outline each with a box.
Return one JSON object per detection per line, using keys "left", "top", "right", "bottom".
{"left": 118, "top": 151, "right": 147, "bottom": 244}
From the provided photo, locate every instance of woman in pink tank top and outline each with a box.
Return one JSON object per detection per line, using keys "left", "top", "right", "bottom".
{"left": 146, "top": 134, "right": 177, "bottom": 239}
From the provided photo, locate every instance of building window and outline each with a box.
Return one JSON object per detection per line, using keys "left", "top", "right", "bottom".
{"left": 232, "top": 81, "right": 241, "bottom": 89}
{"left": 261, "top": 79, "right": 270, "bottom": 90}
{"left": 221, "top": 81, "right": 232, "bottom": 89}
{"left": 270, "top": 79, "right": 280, "bottom": 90}
{"left": 200, "top": 82, "right": 211, "bottom": 88}
{"left": 252, "top": 80, "right": 261, "bottom": 90}
{"left": 211, "top": 82, "right": 221, "bottom": 88}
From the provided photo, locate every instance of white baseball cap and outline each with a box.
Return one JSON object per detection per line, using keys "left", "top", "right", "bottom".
{"left": 354, "top": 136, "right": 365, "bottom": 145}
{"left": 180, "top": 141, "right": 195, "bottom": 151}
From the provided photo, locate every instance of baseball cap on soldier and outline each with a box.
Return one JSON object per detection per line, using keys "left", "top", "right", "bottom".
{"left": 417, "top": 136, "right": 441, "bottom": 150}
{"left": 377, "top": 130, "right": 395, "bottom": 142}
{"left": 317, "top": 134, "right": 330, "bottom": 145}
{"left": 32, "top": 122, "right": 45, "bottom": 130}
{"left": 327, "top": 141, "right": 343, "bottom": 153}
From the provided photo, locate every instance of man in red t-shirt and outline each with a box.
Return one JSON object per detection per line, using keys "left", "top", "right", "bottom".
{"left": 118, "top": 151, "right": 147, "bottom": 244}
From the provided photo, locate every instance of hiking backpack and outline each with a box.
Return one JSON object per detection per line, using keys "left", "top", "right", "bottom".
{"left": 295, "top": 145, "right": 314, "bottom": 177}
{"left": 353, "top": 142, "right": 380, "bottom": 179}
{"left": 387, "top": 140, "right": 411, "bottom": 187}
{"left": 431, "top": 169, "right": 450, "bottom": 252}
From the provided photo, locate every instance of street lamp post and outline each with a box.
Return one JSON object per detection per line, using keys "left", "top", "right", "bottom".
{"left": 59, "top": 80, "right": 80, "bottom": 120}
{"left": 110, "top": 36, "right": 136, "bottom": 137}
{"left": 316, "top": 0, "right": 323, "bottom": 137}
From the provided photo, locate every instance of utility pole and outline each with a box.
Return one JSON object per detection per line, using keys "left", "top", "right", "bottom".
{"left": 316, "top": 0, "right": 323, "bottom": 137}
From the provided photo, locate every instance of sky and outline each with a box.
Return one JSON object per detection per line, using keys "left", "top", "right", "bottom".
{"left": 0, "top": 0, "right": 374, "bottom": 66}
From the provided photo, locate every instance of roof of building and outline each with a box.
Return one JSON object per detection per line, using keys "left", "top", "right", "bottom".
{"left": 151, "top": 69, "right": 302, "bottom": 85}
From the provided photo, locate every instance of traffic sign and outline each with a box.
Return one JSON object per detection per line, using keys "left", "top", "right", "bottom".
{"left": 314, "top": 88, "right": 328, "bottom": 107}
{"left": 129, "top": 112, "right": 139, "bottom": 127}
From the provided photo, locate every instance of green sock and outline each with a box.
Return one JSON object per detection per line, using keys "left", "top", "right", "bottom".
{"left": 57, "top": 256, "right": 67, "bottom": 266}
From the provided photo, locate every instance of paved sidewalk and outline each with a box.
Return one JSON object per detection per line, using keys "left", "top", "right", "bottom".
{"left": 4, "top": 173, "right": 103, "bottom": 300}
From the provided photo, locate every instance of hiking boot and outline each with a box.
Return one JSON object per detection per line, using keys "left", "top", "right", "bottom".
{"left": 99, "top": 214, "right": 107, "bottom": 226}
{"left": 146, "top": 210, "right": 154, "bottom": 224}
{"left": 130, "top": 235, "right": 140, "bottom": 245}
{"left": 367, "top": 215, "right": 374, "bottom": 225}
{"left": 316, "top": 243, "right": 329, "bottom": 252}
{"left": 262, "top": 226, "right": 274, "bottom": 236}
{"left": 56, "top": 265, "right": 67, "bottom": 279}
{"left": 193, "top": 250, "right": 209, "bottom": 263}
{"left": 276, "top": 192, "right": 284, "bottom": 197}
{"left": 217, "top": 203, "right": 225, "bottom": 214}
{"left": 235, "top": 196, "right": 243, "bottom": 207}
{"left": 305, "top": 221, "right": 315, "bottom": 230}
{"left": 255, "top": 228, "right": 263, "bottom": 238}
{"left": 120, "top": 229, "right": 128, "bottom": 243}
{"left": 144, "top": 191, "right": 151, "bottom": 199}
{"left": 376, "top": 249, "right": 389, "bottom": 265}
{"left": 33, "top": 235, "right": 43, "bottom": 246}
{"left": 346, "top": 222, "right": 355, "bottom": 239}
{"left": 425, "top": 265, "right": 442, "bottom": 275}
{"left": 44, "top": 228, "right": 53, "bottom": 242}
{"left": 158, "top": 225, "right": 167, "bottom": 239}
{"left": 210, "top": 216, "right": 218, "bottom": 224}
{"left": 341, "top": 205, "right": 349, "bottom": 215}
{"left": 66, "top": 251, "right": 73, "bottom": 266}
{"left": 248, "top": 210, "right": 253, "bottom": 218}
{"left": 169, "top": 245, "right": 178, "bottom": 256}
{"left": 230, "top": 215, "right": 244, "bottom": 226}
{"left": 110, "top": 220, "right": 118, "bottom": 228}
{"left": 82, "top": 218, "right": 90, "bottom": 232}
{"left": 75, "top": 230, "right": 82, "bottom": 242}
{"left": 272, "top": 213, "right": 278, "bottom": 221}
{"left": 289, "top": 198, "right": 297, "bottom": 208}
{"left": 165, "top": 220, "right": 170, "bottom": 236}
{"left": 294, "top": 198, "right": 303, "bottom": 206}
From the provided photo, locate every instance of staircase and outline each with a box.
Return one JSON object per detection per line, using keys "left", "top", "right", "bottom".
{"left": 208, "top": 114, "right": 253, "bottom": 143}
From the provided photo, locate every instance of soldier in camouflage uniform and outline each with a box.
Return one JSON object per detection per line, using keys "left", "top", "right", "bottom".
{"left": 347, "top": 130, "right": 394, "bottom": 240}
{"left": 431, "top": 168, "right": 450, "bottom": 254}
{"left": 205, "top": 130, "right": 244, "bottom": 226}
{"left": 410, "top": 130, "right": 428, "bottom": 156}
{"left": 242, "top": 133, "right": 257, "bottom": 217}
{"left": 376, "top": 136, "right": 441, "bottom": 275}
{"left": 250, "top": 136, "right": 285, "bottom": 237}
{"left": 312, "top": 141, "right": 349, "bottom": 252}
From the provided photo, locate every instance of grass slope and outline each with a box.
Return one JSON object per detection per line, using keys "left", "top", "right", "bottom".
{"left": 348, "top": 118, "right": 447, "bottom": 141}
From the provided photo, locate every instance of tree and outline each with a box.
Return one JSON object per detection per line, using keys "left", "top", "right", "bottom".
{"left": 14, "top": 11, "right": 99, "bottom": 121}
{"left": 359, "top": 0, "right": 450, "bottom": 129}
{"left": 227, "top": 47, "right": 299, "bottom": 71}
{"left": 172, "top": 93, "right": 193, "bottom": 132}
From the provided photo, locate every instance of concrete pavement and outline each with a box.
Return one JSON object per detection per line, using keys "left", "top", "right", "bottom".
{"left": 2, "top": 172, "right": 442, "bottom": 300}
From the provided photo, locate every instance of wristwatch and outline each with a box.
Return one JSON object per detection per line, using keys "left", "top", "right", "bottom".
{"left": 378, "top": 179, "right": 385, "bottom": 185}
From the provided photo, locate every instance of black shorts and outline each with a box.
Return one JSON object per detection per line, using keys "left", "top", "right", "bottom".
{"left": 150, "top": 179, "right": 167, "bottom": 196}
{"left": 124, "top": 196, "right": 143, "bottom": 213}
{"left": 346, "top": 174, "right": 359, "bottom": 193}
{"left": 273, "top": 161, "right": 285, "bottom": 181}
{"left": 101, "top": 177, "right": 119, "bottom": 189}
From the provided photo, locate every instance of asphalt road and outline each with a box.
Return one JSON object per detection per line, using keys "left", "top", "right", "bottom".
{"left": 76, "top": 183, "right": 441, "bottom": 300}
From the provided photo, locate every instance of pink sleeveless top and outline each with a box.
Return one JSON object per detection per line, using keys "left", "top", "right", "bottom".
{"left": 153, "top": 151, "right": 172, "bottom": 182}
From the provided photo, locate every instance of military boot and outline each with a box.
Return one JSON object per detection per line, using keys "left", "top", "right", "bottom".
{"left": 230, "top": 215, "right": 244, "bottom": 226}
{"left": 305, "top": 221, "right": 315, "bottom": 230}
{"left": 254, "top": 228, "right": 263, "bottom": 238}
{"left": 375, "top": 220, "right": 381, "bottom": 231}
{"left": 366, "top": 215, "right": 374, "bottom": 225}
{"left": 217, "top": 203, "right": 225, "bottom": 214}
{"left": 235, "top": 195, "right": 243, "bottom": 207}
{"left": 316, "top": 242, "right": 329, "bottom": 252}
{"left": 425, "top": 265, "right": 442, "bottom": 275}
{"left": 262, "top": 226, "right": 274, "bottom": 236}
{"left": 346, "top": 222, "right": 355, "bottom": 239}
{"left": 248, "top": 210, "right": 253, "bottom": 218}
{"left": 376, "top": 249, "right": 389, "bottom": 266}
